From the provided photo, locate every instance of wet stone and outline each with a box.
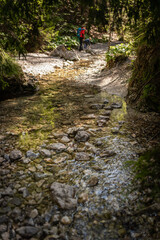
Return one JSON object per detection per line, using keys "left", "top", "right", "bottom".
{"left": 78, "top": 192, "right": 88, "bottom": 203}
{"left": 0, "top": 224, "right": 7, "bottom": 233}
{"left": 0, "top": 215, "right": 8, "bottom": 224}
{"left": 104, "top": 106, "right": 113, "bottom": 110}
{"left": 27, "top": 218, "right": 34, "bottom": 226}
{"left": 103, "top": 99, "right": 109, "bottom": 104}
{"left": 61, "top": 136, "right": 70, "bottom": 143}
{"left": 90, "top": 103, "right": 104, "bottom": 109}
{"left": 118, "top": 228, "right": 126, "bottom": 236}
{"left": 39, "top": 149, "right": 52, "bottom": 157}
{"left": 102, "top": 110, "right": 112, "bottom": 116}
{"left": 26, "top": 150, "right": 39, "bottom": 159}
{"left": 12, "top": 207, "right": 21, "bottom": 218}
{"left": 0, "top": 135, "right": 5, "bottom": 141}
{"left": 50, "top": 226, "right": 58, "bottom": 235}
{"left": 3, "top": 154, "right": 10, "bottom": 161}
{"left": 51, "top": 214, "right": 60, "bottom": 223}
{"left": 10, "top": 197, "right": 22, "bottom": 206}
{"left": 0, "top": 169, "right": 10, "bottom": 176}
{"left": 97, "top": 119, "right": 107, "bottom": 127}
{"left": 0, "top": 207, "right": 11, "bottom": 214}
{"left": 29, "top": 166, "right": 36, "bottom": 172}
{"left": 22, "top": 158, "right": 31, "bottom": 164}
{"left": 48, "top": 143, "right": 67, "bottom": 153}
{"left": 111, "top": 127, "right": 120, "bottom": 134}
{"left": 61, "top": 216, "right": 72, "bottom": 225}
{"left": 75, "top": 130, "right": 90, "bottom": 142}
{"left": 9, "top": 150, "right": 22, "bottom": 161}
{"left": 111, "top": 102, "right": 122, "bottom": 109}
{"left": 84, "top": 95, "right": 95, "bottom": 98}
{"left": 18, "top": 187, "right": 29, "bottom": 198}
{"left": 88, "top": 176, "right": 99, "bottom": 187}
{"left": 67, "top": 127, "right": 79, "bottom": 138}
{"left": 0, "top": 157, "right": 5, "bottom": 165}
{"left": 80, "top": 114, "right": 96, "bottom": 120}
{"left": 98, "top": 115, "right": 110, "bottom": 120}
{"left": 1, "top": 232, "right": 10, "bottom": 240}
{"left": 30, "top": 209, "right": 38, "bottom": 219}
{"left": 53, "top": 132, "right": 66, "bottom": 138}
{"left": 85, "top": 142, "right": 97, "bottom": 153}
{"left": 75, "top": 152, "right": 90, "bottom": 161}
{"left": 94, "top": 140, "right": 103, "bottom": 146}
{"left": 36, "top": 179, "right": 45, "bottom": 188}
{"left": 34, "top": 172, "right": 50, "bottom": 180}
{"left": 16, "top": 226, "right": 39, "bottom": 238}
{"left": 92, "top": 165, "right": 103, "bottom": 171}
{"left": 50, "top": 182, "right": 77, "bottom": 209}
{"left": 1, "top": 187, "right": 13, "bottom": 196}
{"left": 100, "top": 150, "right": 116, "bottom": 158}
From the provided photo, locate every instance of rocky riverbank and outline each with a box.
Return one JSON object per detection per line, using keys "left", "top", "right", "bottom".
{"left": 0, "top": 43, "right": 160, "bottom": 240}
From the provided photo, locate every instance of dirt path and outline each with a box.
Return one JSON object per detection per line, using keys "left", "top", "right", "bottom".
{"left": 17, "top": 42, "right": 131, "bottom": 98}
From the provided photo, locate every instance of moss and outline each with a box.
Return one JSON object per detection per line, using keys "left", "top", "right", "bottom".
{"left": 127, "top": 44, "right": 160, "bottom": 112}
{"left": 0, "top": 48, "right": 23, "bottom": 90}
{"left": 127, "top": 146, "right": 160, "bottom": 199}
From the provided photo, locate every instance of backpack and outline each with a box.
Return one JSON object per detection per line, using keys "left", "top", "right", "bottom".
{"left": 80, "top": 28, "right": 85, "bottom": 38}
{"left": 77, "top": 28, "right": 81, "bottom": 37}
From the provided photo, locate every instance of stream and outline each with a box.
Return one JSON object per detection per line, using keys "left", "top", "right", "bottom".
{"left": 0, "top": 45, "right": 159, "bottom": 240}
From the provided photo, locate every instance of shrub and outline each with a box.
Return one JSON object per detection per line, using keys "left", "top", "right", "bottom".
{"left": 127, "top": 147, "right": 160, "bottom": 198}
{"left": 106, "top": 43, "right": 135, "bottom": 68}
{"left": 0, "top": 48, "right": 23, "bottom": 90}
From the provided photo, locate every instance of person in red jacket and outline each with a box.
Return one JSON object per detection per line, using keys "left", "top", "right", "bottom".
{"left": 79, "top": 27, "right": 85, "bottom": 51}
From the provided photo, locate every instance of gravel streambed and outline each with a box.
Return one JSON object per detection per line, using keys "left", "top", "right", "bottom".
{"left": 0, "top": 45, "right": 159, "bottom": 240}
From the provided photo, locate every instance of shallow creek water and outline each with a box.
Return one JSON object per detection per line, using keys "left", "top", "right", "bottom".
{"left": 0, "top": 57, "right": 159, "bottom": 240}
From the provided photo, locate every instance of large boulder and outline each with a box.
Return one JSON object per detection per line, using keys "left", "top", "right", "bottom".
{"left": 50, "top": 182, "right": 77, "bottom": 209}
{"left": 63, "top": 50, "right": 79, "bottom": 61}
{"left": 50, "top": 45, "right": 79, "bottom": 61}
{"left": 50, "top": 45, "right": 66, "bottom": 57}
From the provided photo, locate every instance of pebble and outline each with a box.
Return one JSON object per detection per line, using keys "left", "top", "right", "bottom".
{"left": 78, "top": 192, "right": 88, "bottom": 203}
{"left": 22, "top": 157, "right": 31, "bottom": 164}
{"left": 26, "top": 150, "right": 39, "bottom": 159}
{"left": 0, "top": 224, "right": 7, "bottom": 233}
{"left": 61, "top": 216, "right": 72, "bottom": 225}
{"left": 39, "top": 149, "right": 52, "bottom": 157}
{"left": 51, "top": 214, "right": 60, "bottom": 223}
{"left": 29, "top": 166, "right": 36, "bottom": 172}
{"left": 30, "top": 209, "right": 38, "bottom": 219}
{"left": 16, "top": 226, "right": 39, "bottom": 238}
{"left": 1, "top": 232, "right": 10, "bottom": 240}
{"left": 75, "top": 152, "right": 91, "bottom": 161}
{"left": 88, "top": 176, "right": 99, "bottom": 187}
{"left": 9, "top": 150, "right": 22, "bottom": 161}
{"left": 48, "top": 143, "right": 67, "bottom": 153}
{"left": 61, "top": 136, "right": 70, "bottom": 143}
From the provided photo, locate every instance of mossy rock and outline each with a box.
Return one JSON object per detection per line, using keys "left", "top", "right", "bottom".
{"left": 127, "top": 44, "right": 160, "bottom": 112}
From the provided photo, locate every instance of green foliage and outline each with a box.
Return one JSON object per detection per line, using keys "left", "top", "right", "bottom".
{"left": 128, "top": 44, "right": 160, "bottom": 112}
{"left": 52, "top": 36, "right": 79, "bottom": 49}
{"left": 127, "top": 147, "right": 160, "bottom": 198}
{"left": 106, "top": 43, "right": 134, "bottom": 62}
{"left": 106, "top": 43, "right": 135, "bottom": 68}
{"left": 0, "top": 48, "right": 23, "bottom": 90}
